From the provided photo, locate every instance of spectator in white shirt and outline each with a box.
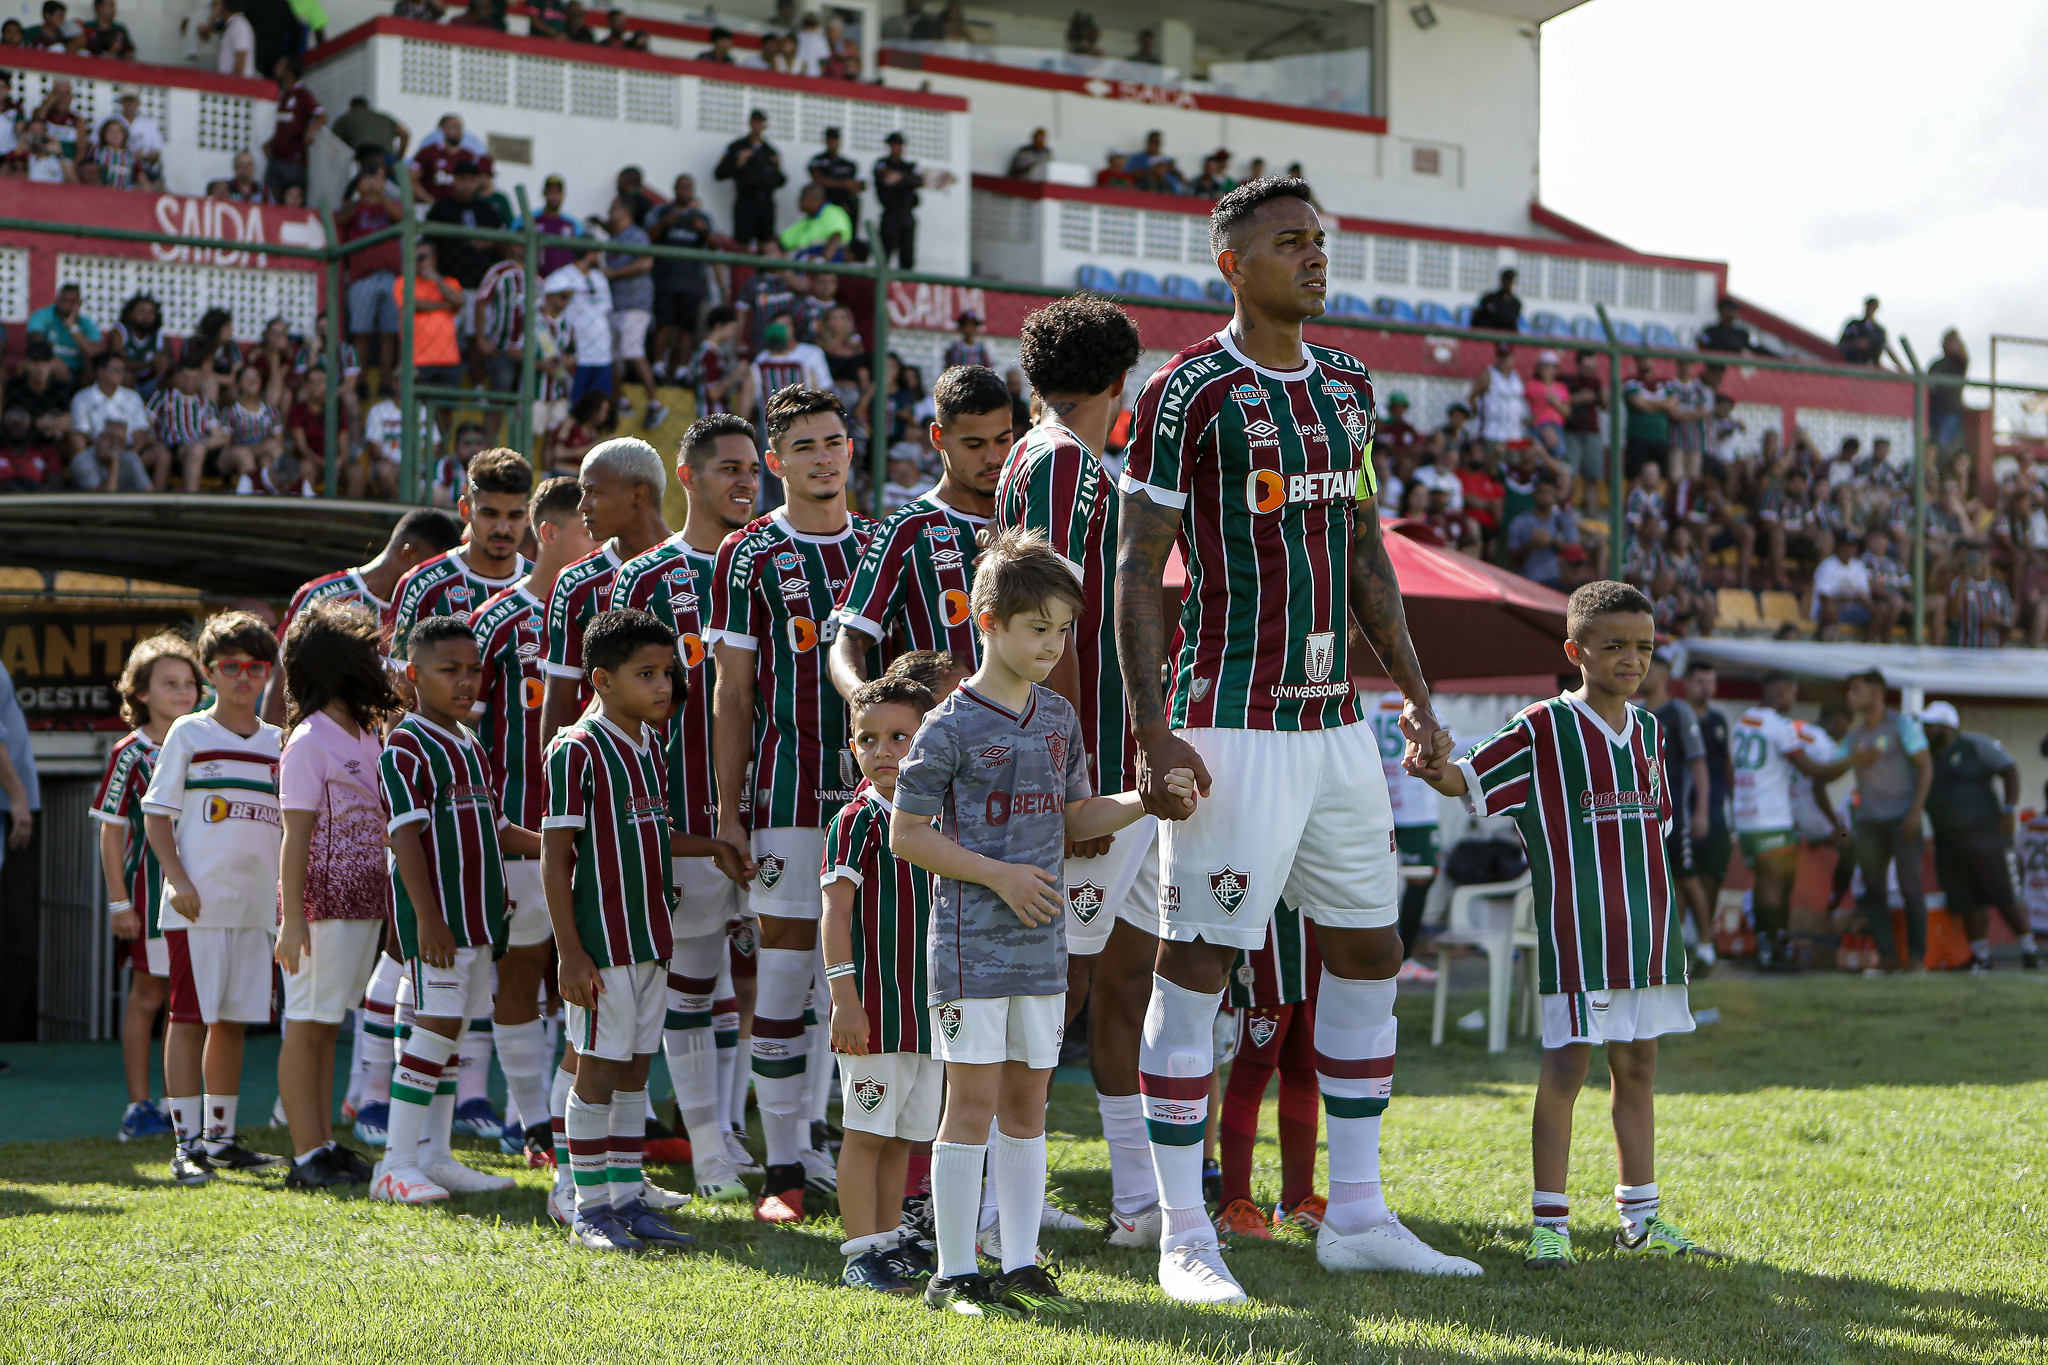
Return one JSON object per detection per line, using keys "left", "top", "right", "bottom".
{"left": 352, "top": 387, "right": 440, "bottom": 501}
{"left": 1469, "top": 341, "right": 1527, "bottom": 454}
{"left": 212, "top": 0, "right": 255, "bottom": 76}
{"left": 1411, "top": 441, "right": 1465, "bottom": 514}
{"left": 69, "top": 353, "right": 169, "bottom": 485}
{"left": 1812, "top": 535, "right": 1889, "bottom": 641}
{"left": 748, "top": 318, "right": 832, "bottom": 429}
{"left": 544, "top": 253, "right": 614, "bottom": 405}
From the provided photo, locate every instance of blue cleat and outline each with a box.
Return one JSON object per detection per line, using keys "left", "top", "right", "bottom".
{"left": 613, "top": 1199, "right": 699, "bottom": 1252}
{"left": 452, "top": 1097, "right": 504, "bottom": 1140}
{"left": 353, "top": 1100, "right": 390, "bottom": 1148}
{"left": 119, "top": 1100, "right": 174, "bottom": 1141}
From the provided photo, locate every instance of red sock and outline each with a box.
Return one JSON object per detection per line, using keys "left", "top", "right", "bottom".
{"left": 1219, "top": 1055, "right": 1274, "bottom": 1209}
{"left": 905, "top": 1149, "right": 931, "bottom": 1198}
{"left": 1276, "top": 1063, "right": 1321, "bottom": 1211}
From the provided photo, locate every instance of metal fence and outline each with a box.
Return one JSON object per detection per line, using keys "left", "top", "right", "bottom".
{"left": 36, "top": 777, "right": 109, "bottom": 1041}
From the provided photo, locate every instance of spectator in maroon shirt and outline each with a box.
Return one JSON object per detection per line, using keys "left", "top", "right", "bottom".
{"left": 410, "top": 113, "right": 490, "bottom": 203}
{"left": 82, "top": 0, "right": 133, "bottom": 58}
{"left": 262, "top": 53, "right": 324, "bottom": 203}
{"left": 339, "top": 162, "right": 403, "bottom": 375}
{"left": 600, "top": 8, "right": 648, "bottom": 50}
{"left": 1378, "top": 391, "right": 1420, "bottom": 458}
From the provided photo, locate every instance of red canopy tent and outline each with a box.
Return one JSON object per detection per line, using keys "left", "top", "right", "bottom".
{"left": 1161, "top": 520, "right": 1570, "bottom": 683}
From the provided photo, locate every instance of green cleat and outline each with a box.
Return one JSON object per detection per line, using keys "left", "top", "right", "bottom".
{"left": 1524, "top": 1225, "right": 1578, "bottom": 1269}
{"left": 924, "top": 1273, "right": 1023, "bottom": 1318}
{"left": 1616, "top": 1214, "right": 1724, "bottom": 1259}
{"left": 990, "top": 1263, "right": 1085, "bottom": 1318}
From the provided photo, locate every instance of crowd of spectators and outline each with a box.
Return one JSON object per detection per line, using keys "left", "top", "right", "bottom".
{"left": 1009, "top": 125, "right": 1303, "bottom": 199}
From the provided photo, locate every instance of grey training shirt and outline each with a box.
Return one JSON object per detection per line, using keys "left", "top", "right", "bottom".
{"left": 892, "top": 682, "right": 1091, "bottom": 1006}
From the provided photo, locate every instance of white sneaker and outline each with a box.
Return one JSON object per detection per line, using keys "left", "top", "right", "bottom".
{"left": 1106, "top": 1204, "right": 1163, "bottom": 1249}
{"left": 547, "top": 1180, "right": 577, "bottom": 1226}
{"left": 270, "top": 1095, "right": 288, "bottom": 1126}
{"left": 694, "top": 1154, "right": 749, "bottom": 1202}
{"left": 1394, "top": 959, "right": 1439, "bottom": 984}
{"left": 976, "top": 1217, "right": 1001, "bottom": 1261}
{"left": 722, "top": 1129, "right": 762, "bottom": 1175}
{"left": 1315, "top": 1217, "right": 1481, "bottom": 1276}
{"left": 798, "top": 1145, "right": 837, "bottom": 1194}
{"left": 421, "top": 1155, "right": 516, "bottom": 1194}
{"left": 370, "top": 1161, "right": 449, "bottom": 1205}
{"left": 1159, "top": 1236, "right": 1248, "bottom": 1305}
{"left": 1039, "top": 1197, "right": 1090, "bottom": 1230}
{"left": 641, "top": 1178, "right": 691, "bottom": 1211}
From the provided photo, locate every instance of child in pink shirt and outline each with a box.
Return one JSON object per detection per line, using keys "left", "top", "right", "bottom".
{"left": 275, "top": 599, "right": 402, "bottom": 1190}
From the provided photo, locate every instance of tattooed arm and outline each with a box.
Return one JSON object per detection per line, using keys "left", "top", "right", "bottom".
{"left": 1114, "top": 491, "right": 1212, "bottom": 818}
{"left": 1352, "top": 499, "right": 1449, "bottom": 780}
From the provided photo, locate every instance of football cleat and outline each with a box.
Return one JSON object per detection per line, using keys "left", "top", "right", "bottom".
{"left": 842, "top": 1247, "right": 916, "bottom": 1294}
{"left": 1214, "top": 1197, "right": 1273, "bottom": 1241}
{"left": 452, "top": 1098, "right": 505, "bottom": 1141}
{"left": 285, "top": 1146, "right": 363, "bottom": 1191}
{"left": 882, "top": 1237, "right": 936, "bottom": 1283}
{"left": 1158, "top": 1237, "right": 1247, "bottom": 1305}
{"left": 205, "top": 1139, "right": 286, "bottom": 1172}
{"left": 1039, "top": 1198, "right": 1090, "bottom": 1231}
{"left": 693, "top": 1154, "right": 750, "bottom": 1203}
{"left": 991, "top": 1263, "right": 1084, "bottom": 1318}
{"left": 369, "top": 1162, "right": 449, "bottom": 1205}
{"left": 924, "top": 1273, "right": 1022, "bottom": 1318}
{"left": 119, "top": 1100, "right": 174, "bottom": 1142}
{"left": 353, "top": 1101, "right": 390, "bottom": 1148}
{"left": 1393, "top": 958, "right": 1439, "bottom": 984}
{"left": 640, "top": 1178, "right": 691, "bottom": 1211}
{"left": 421, "top": 1156, "right": 515, "bottom": 1194}
{"left": 723, "top": 1128, "right": 762, "bottom": 1175}
{"left": 1315, "top": 1217, "right": 1481, "bottom": 1276}
{"left": 570, "top": 1205, "right": 646, "bottom": 1254}
{"left": 1616, "top": 1215, "right": 1723, "bottom": 1259}
{"left": 799, "top": 1145, "right": 838, "bottom": 1195}
{"left": 1524, "top": 1225, "right": 1577, "bottom": 1269}
{"left": 754, "top": 1163, "right": 806, "bottom": 1223}
{"left": 613, "top": 1199, "right": 698, "bottom": 1251}
{"left": 546, "top": 1181, "right": 577, "bottom": 1227}
{"left": 523, "top": 1122, "right": 556, "bottom": 1169}
{"left": 169, "top": 1145, "right": 215, "bottom": 1186}
{"left": 1105, "top": 1205, "right": 1162, "bottom": 1249}
{"left": 333, "top": 1145, "right": 376, "bottom": 1182}
{"left": 644, "top": 1115, "right": 692, "bottom": 1166}
{"left": 1275, "top": 1194, "right": 1327, "bottom": 1232}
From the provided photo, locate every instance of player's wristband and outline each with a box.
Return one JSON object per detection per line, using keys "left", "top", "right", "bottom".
{"left": 108, "top": 899, "right": 132, "bottom": 917}
{"left": 823, "top": 961, "right": 857, "bottom": 981}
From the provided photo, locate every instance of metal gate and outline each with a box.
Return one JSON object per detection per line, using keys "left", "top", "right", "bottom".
{"left": 37, "top": 776, "right": 109, "bottom": 1040}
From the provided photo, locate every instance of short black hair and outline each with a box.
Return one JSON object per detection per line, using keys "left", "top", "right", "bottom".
{"left": 1208, "top": 176, "right": 1317, "bottom": 257}
{"left": 704, "top": 304, "right": 738, "bottom": 330}
{"left": 390, "top": 507, "right": 464, "bottom": 555}
{"left": 884, "top": 649, "right": 964, "bottom": 692}
{"left": 1684, "top": 658, "right": 1716, "bottom": 676}
{"left": 1846, "top": 668, "right": 1886, "bottom": 689}
{"left": 1564, "top": 580, "right": 1654, "bottom": 639}
{"left": 584, "top": 607, "right": 675, "bottom": 676}
{"left": 764, "top": 384, "right": 845, "bottom": 443}
{"left": 1017, "top": 296, "right": 1143, "bottom": 398}
{"left": 850, "top": 675, "right": 934, "bottom": 723}
{"left": 198, "top": 609, "right": 279, "bottom": 667}
{"left": 529, "top": 474, "right": 581, "bottom": 523}
{"left": 680, "top": 412, "right": 757, "bottom": 466}
{"left": 931, "top": 365, "right": 1011, "bottom": 427}
{"left": 407, "top": 613, "right": 476, "bottom": 660}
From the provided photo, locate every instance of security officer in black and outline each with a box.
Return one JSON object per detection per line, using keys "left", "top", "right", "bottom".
{"left": 714, "top": 108, "right": 785, "bottom": 247}
{"left": 873, "top": 131, "right": 924, "bottom": 269}
{"left": 807, "top": 126, "right": 864, "bottom": 230}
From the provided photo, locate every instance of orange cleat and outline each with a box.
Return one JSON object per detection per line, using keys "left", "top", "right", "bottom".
{"left": 753, "top": 1188, "right": 806, "bottom": 1223}
{"left": 645, "top": 1136, "right": 694, "bottom": 1165}
{"left": 1213, "top": 1197, "right": 1273, "bottom": 1241}
{"left": 1275, "top": 1194, "right": 1327, "bottom": 1231}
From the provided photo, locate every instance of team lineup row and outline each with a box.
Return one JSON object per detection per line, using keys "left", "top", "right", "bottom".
{"left": 103, "top": 179, "right": 1719, "bottom": 1318}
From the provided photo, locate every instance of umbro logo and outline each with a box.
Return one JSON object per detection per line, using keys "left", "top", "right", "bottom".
{"left": 930, "top": 548, "right": 964, "bottom": 569}
{"left": 980, "top": 745, "right": 1013, "bottom": 768}
{"left": 1243, "top": 420, "right": 1278, "bottom": 438}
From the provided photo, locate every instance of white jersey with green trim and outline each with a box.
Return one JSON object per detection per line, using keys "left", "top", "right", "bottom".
{"left": 1731, "top": 705, "right": 1809, "bottom": 832}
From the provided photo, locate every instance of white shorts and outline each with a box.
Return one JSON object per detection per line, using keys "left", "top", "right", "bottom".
{"left": 612, "top": 308, "right": 652, "bottom": 361}
{"left": 409, "top": 946, "right": 496, "bottom": 1023}
{"left": 749, "top": 827, "right": 826, "bottom": 921}
{"left": 1065, "top": 815, "right": 1161, "bottom": 956}
{"left": 838, "top": 1050, "right": 945, "bottom": 1141}
{"left": 566, "top": 959, "right": 667, "bottom": 1062}
{"left": 672, "top": 855, "right": 741, "bottom": 938}
{"left": 1541, "top": 985, "right": 1696, "bottom": 1050}
{"left": 930, "top": 993, "right": 1066, "bottom": 1069}
{"left": 1157, "top": 724, "right": 1400, "bottom": 949}
{"left": 532, "top": 397, "right": 568, "bottom": 439}
{"left": 505, "top": 859, "right": 551, "bottom": 947}
{"left": 166, "top": 926, "right": 274, "bottom": 1026}
{"left": 280, "top": 918, "right": 384, "bottom": 1024}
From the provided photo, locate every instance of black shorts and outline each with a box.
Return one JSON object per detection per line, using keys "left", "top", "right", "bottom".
{"left": 1624, "top": 438, "right": 1670, "bottom": 480}
{"left": 1665, "top": 822, "right": 1699, "bottom": 879}
{"left": 653, "top": 287, "right": 704, "bottom": 330}
{"left": 1934, "top": 832, "right": 2016, "bottom": 916}
{"left": 1695, "top": 818, "right": 1732, "bottom": 880}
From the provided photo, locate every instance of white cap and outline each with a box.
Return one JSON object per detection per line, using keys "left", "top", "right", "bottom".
{"left": 1537, "top": 349, "right": 1560, "bottom": 365}
{"left": 1918, "top": 700, "right": 1960, "bottom": 728}
{"left": 540, "top": 265, "right": 581, "bottom": 295}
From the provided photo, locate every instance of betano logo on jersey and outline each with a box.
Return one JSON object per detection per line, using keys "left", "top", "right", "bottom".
{"left": 786, "top": 617, "right": 820, "bottom": 653}
{"left": 678, "top": 632, "right": 707, "bottom": 669}
{"left": 1244, "top": 466, "right": 1363, "bottom": 514}
{"left": 202, "top": 795, "right": 280, "bottom": 826}
{"left": 942, "top": 589, "right": 971, "bottom": 627}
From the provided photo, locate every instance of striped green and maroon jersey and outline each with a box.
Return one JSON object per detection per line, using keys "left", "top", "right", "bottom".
{"left": 994, "top": 420, "right": 1131, "bottom": 793}
{"left": 380, "top": 713, "right": 510, "bottom": 960}
{"left": 1121, "top": 328, "right": 1379, "bottom": 732}
{"left": 385, "top": 547, "right": 527, "bottom": 656}
{"left": 278, "top": 567, "right": 387, "bottom": 643}
{"left": 612, "top": 535, "right": 720, "bottom": 839}
{"left": 91, "top": 730, "right": 163, "bottom": 936}
{"left": 707, "top": 507, "right": 879, "bottom": 830}
{"left": 822, "top": 783, "right": 933, "bottom": 1054}
{"left": 471, "top": 582, "right": 549, "bottom": 831}
{"left": 1226, "top": 899, "right": 1322, "bottom": 1009}
{"left": 542, "top": 543, "right": 625, "bottom": 705}
{"left": 543, "top": 714, "right": 675, "bottom": 968}
{"left": 833, "top": 490, "right": 985, "bottom": 666}
{"left": 1457, "top": 692, "right": 1684, "bottom": 996}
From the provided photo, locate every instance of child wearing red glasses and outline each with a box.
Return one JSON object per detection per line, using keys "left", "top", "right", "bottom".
{"left": 142, "top": 610, "right": 288, "bottom": 1188}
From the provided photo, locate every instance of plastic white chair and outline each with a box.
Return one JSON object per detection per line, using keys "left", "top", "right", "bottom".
{"left": 1429, "top": 873, "right": 1537, "bottom": 1054}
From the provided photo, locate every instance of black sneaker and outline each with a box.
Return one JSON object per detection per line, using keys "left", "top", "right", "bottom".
{"left": 333, "top": 1145, "right": 375, "bottom": 1183}
{"left": 925, "top": 1272, "right": 1021, "bottom": 1317}
{"left": 882, "top": 1236, "right": 935, "bottom": 1283}
{"left": 170, "top": 1144, "right": 215, "bottom": 1186}
{"left": 285, "top": 1146, "right": 358, "bottom": 1191}
{"left": 842, "top": 1246, "right": 916, "bottom": 1293}
{"left": 205, "top": 1138, "right": 286, "bottom": 1172}
{"left": 991, "top": 1262, "right": 1085, "bottom": 1318}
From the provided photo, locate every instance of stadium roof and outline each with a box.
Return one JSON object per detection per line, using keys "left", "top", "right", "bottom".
{"left": 0, "top": 495, "right": 405, "bottom": 600}
{"left": 1470, "top": 1, "right": 1589, "bottom": 21}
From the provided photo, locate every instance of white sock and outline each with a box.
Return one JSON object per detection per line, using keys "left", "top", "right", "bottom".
{"left": 609, "top": 1089, "right": 648, "bottom": 1207}
{"left": 989, "top": 1128, "right": 1048, "bottom": 1273}
{"left": 455, "top": 1022, "right": 494, "bottom": 1106}
{"left": 932, "top": 1140, "right": 986, "bottom": 1280}
{"left": 805, "top": 1016, "right": 834, "bottom": 1127}
{"left": 1097, "top": 1091, "right": 1157, "bottom": 1217}
{"left": 1139, "top": 974, "right": 1221, "bottom": 1235}
{"left": 751, "top": 946, "right": 814, "bottom": 1167}
{"left": 1533, "top": 1189, "right": 1569, "bottom": 1232}
{"left": 977, "top": 1116, "right": 1001, "bottom": 1232}
{"left": 566, "top": 1091, "right": 611, "bottom": 1215}
{"left": 386, "top": 1028, "right": 457, "bottom": 1169}
{"left": 419, "top": 1085, "right": 457, "bottom": 1164}
{"left": 1971, "top": 938, "right": 1992, "bottom": 962}
{"left": 344, "top": 1011, "right": 367, "bottom": 1111}
{"left": 360, "top": 955, "right": 403, "bottom": 1107}
{"left": 492, "top": 1019, "right": 549, "bottom": 1138}
{"left": 1315, "top": 970, "right": 1396, "bottom": 1235}
{"left": 712, "top": 975, "right": 740, "bottom": 1135}
{"left": 663, "top": 932, "right": 726, "bottom": 1149}
{"left": 1616, "top": 1181, "right": 1659, "bottom": 1240}
{"left": 2019, "top": 933, "right": 2038, "bottom": 952}
{"left": 200, "top": 1094, "right": 238, "bottom": 1152}
{"left": 167, "top": 1094, "right": 201, "bottom": 1147}
{"left": 549, "top": 1062, "right": 576, "bottom": 1185}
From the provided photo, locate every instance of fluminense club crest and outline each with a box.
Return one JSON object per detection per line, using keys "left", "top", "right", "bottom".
{"left": 1248, "top": 1015, "right": 1278, "bottom": 1048}
{"left": 938, "top": 1002, "right": 963, "bottom": 1041}
{"left": 757, "top": 852, "right": 785, "bottom": 888}
{"left": 853, "top": 1075, "right": 887, "bottom": 1112}
{"left": 1045, "top": 731, "right": 1068, "bottom": 775}
{"left": 1068, "top": 881, "right": 1105, "bottom": 924}
{"left": 1208, "top": 866, "right": 1249, "bottom": 914}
